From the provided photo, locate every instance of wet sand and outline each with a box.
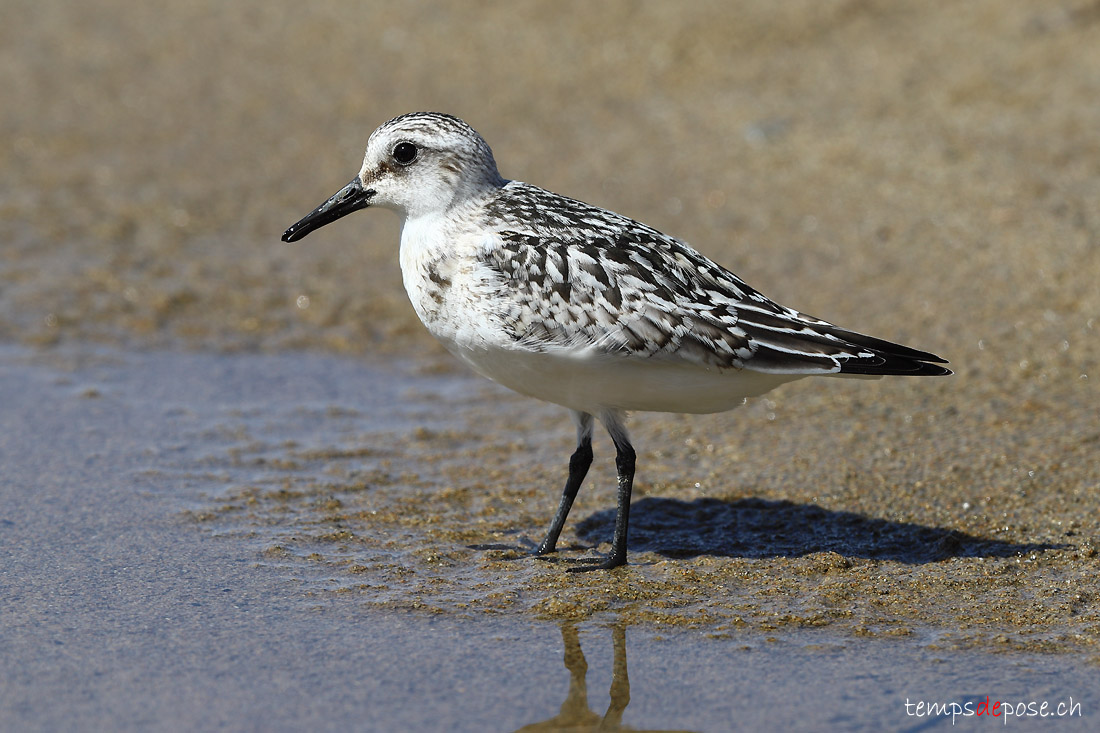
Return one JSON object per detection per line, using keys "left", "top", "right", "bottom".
{"left": 182, "top": 351, "right": 1098, "bottom": 654}
{"left": 3, "top": 0, "right": 1100, "bottom": 728}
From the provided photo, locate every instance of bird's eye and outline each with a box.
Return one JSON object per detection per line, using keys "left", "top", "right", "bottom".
{"left": 392, "top": 142, "right": 418, "bottom": 165}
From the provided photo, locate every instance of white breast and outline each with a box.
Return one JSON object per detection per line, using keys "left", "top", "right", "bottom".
{"left": 399, "top": 215, "right": 511, "bottom": 354}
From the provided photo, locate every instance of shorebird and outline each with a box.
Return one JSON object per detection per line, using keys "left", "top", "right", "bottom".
{"left": 283, "top": 112, "right": 950, "bottom": 570}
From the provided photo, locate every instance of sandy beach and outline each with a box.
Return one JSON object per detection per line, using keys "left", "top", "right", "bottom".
{"left": 3, "top": 1, "right": 1099, "bottom": 729}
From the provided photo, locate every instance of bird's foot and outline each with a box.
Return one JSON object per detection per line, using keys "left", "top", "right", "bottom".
{"left": 565, "top": 553, "right": 627, "bottom": 572}
{"left": 533, "top": 550, "right": 625, "bottom": 570}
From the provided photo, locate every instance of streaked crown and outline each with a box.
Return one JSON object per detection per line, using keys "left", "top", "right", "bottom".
{"left": 360, "top": 112, "right": 506, "bottom": 217}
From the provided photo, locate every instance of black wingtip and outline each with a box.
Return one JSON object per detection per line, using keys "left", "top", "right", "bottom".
{"left": 839, "top": 359, "right": 952, "bottom": 377}
{"left": 836, "top": 344, "right": 952, "bottom": 376}
{"left": 811, "top": 324, "right": 951, "bottom": 377}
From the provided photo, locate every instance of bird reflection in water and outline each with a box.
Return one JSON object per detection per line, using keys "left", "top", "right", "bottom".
{"left": 514, "top": 624, "right": 696, "bottom": 733}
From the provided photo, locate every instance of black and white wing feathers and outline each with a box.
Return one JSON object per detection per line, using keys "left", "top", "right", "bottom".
{"left": 480, "top": 182, "right": 949, "bottom": 377}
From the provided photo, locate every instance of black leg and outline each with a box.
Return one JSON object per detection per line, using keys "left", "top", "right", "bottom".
{"left": 569, "top": 414, "right": 634, "bottom": 571}
{"left": 537, "top": 412, "right": 594, "bottom": 555}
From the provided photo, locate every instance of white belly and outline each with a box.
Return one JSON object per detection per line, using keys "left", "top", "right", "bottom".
{"left": 448, "top": 342, "right": 804, "bottom": 415}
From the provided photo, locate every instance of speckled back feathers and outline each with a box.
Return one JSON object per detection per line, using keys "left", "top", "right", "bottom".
{"left": 474, "top": 181, "right": 945, "bottom": 375}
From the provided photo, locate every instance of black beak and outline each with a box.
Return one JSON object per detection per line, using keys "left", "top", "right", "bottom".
{"left": 282, "top": 177, "right": 374, "bottom": 242}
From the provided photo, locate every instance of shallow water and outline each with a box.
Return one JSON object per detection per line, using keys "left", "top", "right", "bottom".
{"left": 2, "top": 344, "right": 1097, "bottom": 730}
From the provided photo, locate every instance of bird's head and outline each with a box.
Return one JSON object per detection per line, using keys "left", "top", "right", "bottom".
{"left": 282, "top": 112, "right": 505, "bottom": 242}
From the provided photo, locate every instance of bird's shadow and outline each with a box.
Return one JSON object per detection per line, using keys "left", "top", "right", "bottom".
{"left": 571, "top": 496, "right": 1065, "bottom": 564}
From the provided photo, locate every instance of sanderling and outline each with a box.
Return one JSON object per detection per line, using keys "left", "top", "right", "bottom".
{"left": 283, "top": 112, "right": 950, "bottom": 570}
